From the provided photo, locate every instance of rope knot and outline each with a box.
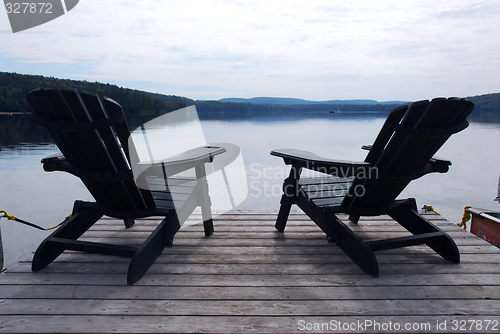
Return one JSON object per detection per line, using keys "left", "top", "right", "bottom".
{"left": 456, "top": 205, "right": 472, "bottom": 230}
{"left": 422, "top": 205, "right": 441, "bottom": 216}
{"left": 0, "top": 210, "right": 16, "bottom": 221}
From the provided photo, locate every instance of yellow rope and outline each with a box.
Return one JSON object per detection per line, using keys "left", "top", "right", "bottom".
{"left": 457, "top": 205, "right": 472, "bottom": 230}
{"left": 422, "top": 205, "right": 441, "bottom": 216}
{"left": 0, "top": 210, "right": 16, "bottom": 221}
{"left": 43, "top": 223, "right": 63, "bottom": 231}
{"left": 0, "top": 210, "right": 68, "bottom": 231}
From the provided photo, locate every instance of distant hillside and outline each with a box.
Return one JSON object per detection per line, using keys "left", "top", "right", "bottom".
{"left": 219, "top": 97, "right": 409, "bottom": 105}
{"left": 0, "top": 72, "right": 190, "bottom": 114}
{"left": 195, "top": 100, "right": 399, "bottom": 115}
{"left": 217, "top": 94, "right": 500, "bottom": 121}
{"left": 467, "top": 93, "right": 500, "bottom": 113}
{"left": 466, "top": 93, "right": 500, "bottom": 122}
{"left": 1, "top": 72, "right": 498, "bottom": 120}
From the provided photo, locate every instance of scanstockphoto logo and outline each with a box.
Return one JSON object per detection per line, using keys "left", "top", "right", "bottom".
{"left": 129, "top": 105, "right": 248, "bottom": 222}
{"left": 4, "top": 0, "right": 79, "bottom": 33}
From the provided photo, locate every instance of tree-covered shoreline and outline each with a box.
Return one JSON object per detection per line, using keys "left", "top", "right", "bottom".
{"left": 0, "top": 72, "right": 187, "bottom": 115}
{"left": 1, "top": 71, "right": 498, "bottom": 121}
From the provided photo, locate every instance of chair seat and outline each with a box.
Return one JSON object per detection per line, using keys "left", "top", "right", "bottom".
{"left": 148, "top": 177, "right": 198, "bottom": 209}
{"left": 298, "top": 176, "right": 354, "bottom": 207}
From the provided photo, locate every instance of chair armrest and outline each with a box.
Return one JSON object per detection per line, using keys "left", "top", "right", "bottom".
{"left": 41, "top": 152, "right": 65, "bottom": 164}
{"left": 429, "top": 156, "right": 451, "bottom": 166}
{"left": 42, "top": 154, "right": 134, "bottom": 182}
{"left": 361, "top": 145, "right": 451, "bottom": 165}
{"left": 138, "top": 145, "right": 226, "bottom": 178}
{"left": 379, "top": 158, "right": 452, "bottom": 182}
{"left": 271, "top": 148, "right": 373, "bottom": 178}
{"left": 41, "top": 146, "right": 227, "bottom": 182}
{"left": 361, "top": 145, "right": 372, "bottom": 151}
{"left": 139, "top": 146, "right": 226, "bottom": 167}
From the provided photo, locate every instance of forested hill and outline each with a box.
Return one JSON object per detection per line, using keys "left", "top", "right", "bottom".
{"left": 219, "top": 97, "right": 408, "bottom": 105}
{"left": 0, "top": 72, "right": 190, "bottom": 114}
{"left": 0, "top": 72, "right": 401, "bottom": 115}
{"left": 467, "top": 93, "right": 500, "bottom": 116}
{"left": 1, "top": 72, "right": 499, "bottom": 119}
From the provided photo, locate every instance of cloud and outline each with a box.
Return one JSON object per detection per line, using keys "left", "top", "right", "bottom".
{"left": 0, "top": 0, "right": 498, "bottom": 100}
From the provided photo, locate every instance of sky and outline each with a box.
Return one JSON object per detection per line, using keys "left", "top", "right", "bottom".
{"left": 1, "top": 0, "right": 499, "bottom": 101}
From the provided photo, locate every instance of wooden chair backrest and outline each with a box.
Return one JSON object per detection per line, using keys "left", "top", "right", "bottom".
{"left": 342, "top": 97, "right": 474, "bottom": 211}
{"left": 27, "top": 88, "right": 155, "bottom": 211}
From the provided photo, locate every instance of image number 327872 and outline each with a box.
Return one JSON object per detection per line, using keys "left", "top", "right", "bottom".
{"left": 3, "top": 0, "right": 79, "bottom": 33}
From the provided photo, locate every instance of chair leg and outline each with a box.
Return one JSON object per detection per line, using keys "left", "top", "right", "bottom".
{"left": 275, "top": 166, "right": 301, "bottom": 232}
{"left": 348, "top": 214, "right": 360, "bottom": 224}
{"left": 163, "top": 211, "right": 181, "bottom": 247}
{"left": 195, "top": 165, "right": 214, "bottom": 236}
{"left": 32, "top": 205, "right": 102, "bottom": 272}
{"left": 276, "top": 194, "right": 293, "bottom": 232}
{"left": 430, "top": 234, "right": 461, "bottom": 264}
{"left": 124, "top": 219, "right": 135, "bottom": 228}
{"left": 388, "top": 199, "right": 460, "bottom": 264}
{"left": 203, "top": 219, "right": 214, "bottom": 236}
{"left": 127, "top": 215, "right": 171, "bottom": 285}
{"left": 331, "top": 213, "right": 379, "bottom": 277}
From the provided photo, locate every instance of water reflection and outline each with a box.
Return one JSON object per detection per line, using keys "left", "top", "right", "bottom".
{"left": 1, "top": 112, "right": 500, "bottom": 269}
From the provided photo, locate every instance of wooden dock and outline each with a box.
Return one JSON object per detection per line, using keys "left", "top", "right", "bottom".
{"left": 1, "top": 210, "right": 500, "bottom": 333}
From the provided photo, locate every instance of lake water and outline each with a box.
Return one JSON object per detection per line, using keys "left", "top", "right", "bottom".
{"left": 2, "top": 111, "right": 500, "bottom": 269}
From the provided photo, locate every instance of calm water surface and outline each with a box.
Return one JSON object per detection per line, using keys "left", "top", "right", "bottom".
{"left": 1, "top": 112, "right": 500, "bottom": 268}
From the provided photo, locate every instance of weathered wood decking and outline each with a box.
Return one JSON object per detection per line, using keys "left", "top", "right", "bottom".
{"left": 1, "top": 211, "right": 500, "bottom": 333}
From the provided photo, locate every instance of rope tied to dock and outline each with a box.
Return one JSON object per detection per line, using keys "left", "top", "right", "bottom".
{"left": 422, "top": 205, "right": 441, "bottom": 216}
{"left": 0, "top": 210, "right": 71, "bottom": 272}
{"left": 456, "top": 205, "right": 472, "bottom": 230}
{"left": 0, "top": 210, "right": 69, "bottom": 231}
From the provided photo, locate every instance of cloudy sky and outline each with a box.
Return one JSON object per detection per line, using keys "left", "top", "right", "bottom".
{"left": 1, "top": 0, "right": 499, "bottom": 101}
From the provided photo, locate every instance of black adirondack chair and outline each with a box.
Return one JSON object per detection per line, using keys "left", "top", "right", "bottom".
{"left": 28, "top": 88, "right": 226, "bottom": 285}
{"left": 271, "top": 97, "right": 474, "bottom": 277}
